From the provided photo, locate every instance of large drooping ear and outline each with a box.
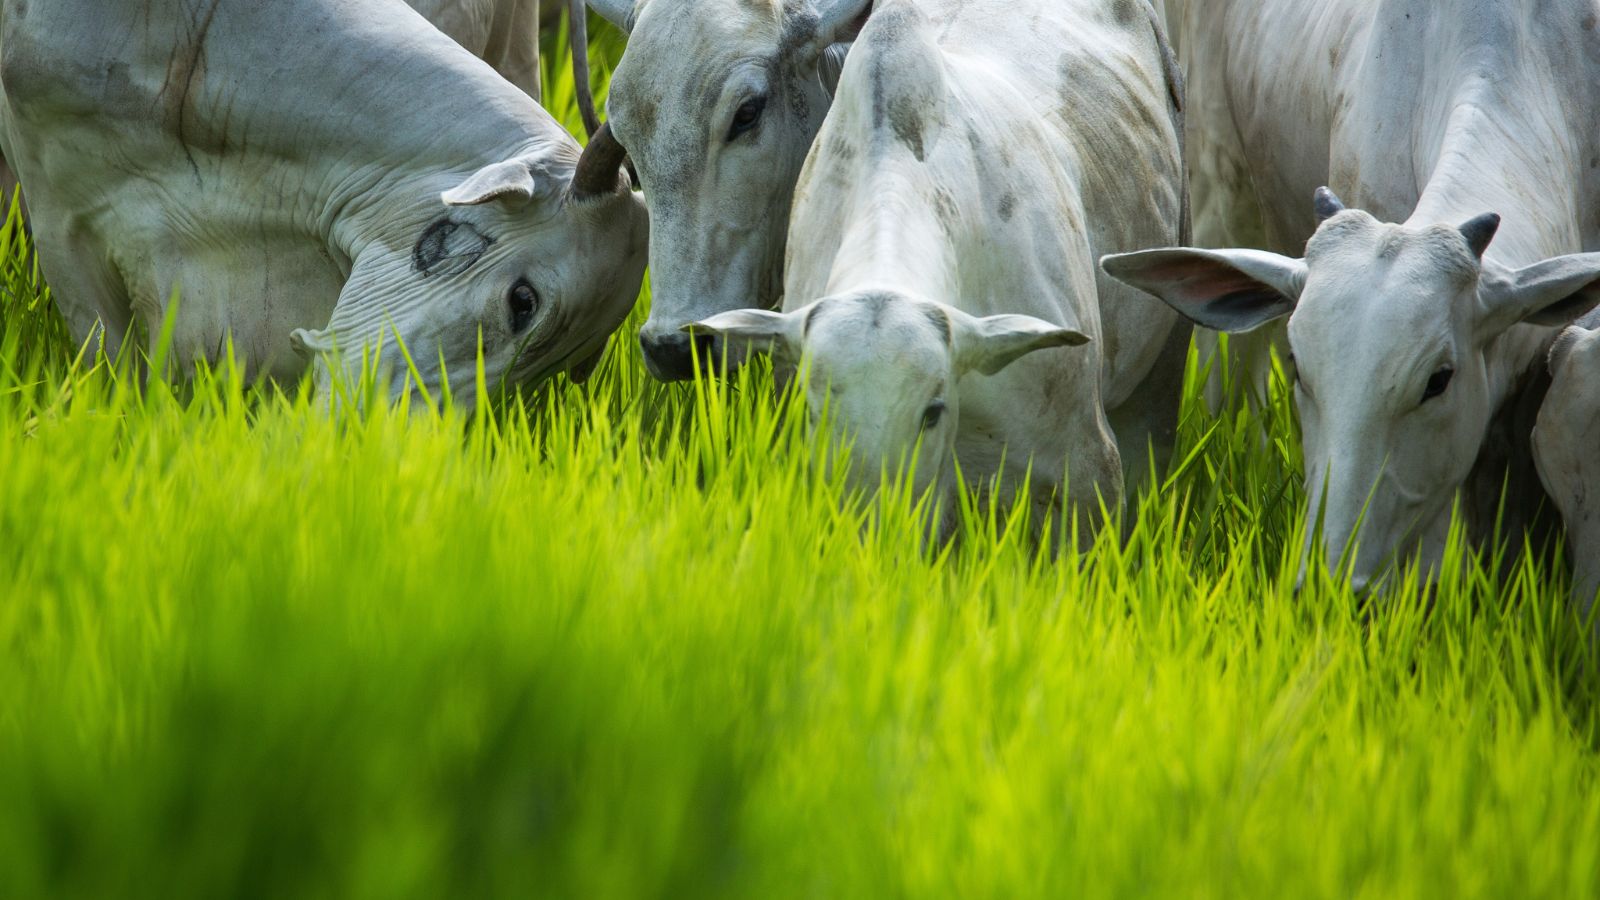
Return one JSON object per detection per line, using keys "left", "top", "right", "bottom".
{"left": 586, "top": 0, "right": 638, "bottom": 33}
{"left": 290, "top": 326, "right": 334, "bottom": 360}
{"left": 441, "top": 157, "right": 545, "bottom": 207}
{"left": 818, "top": 42, "right": 851, "bottom": 97}
{"left": 684, "top": 308, "right": 805, "bottom": 364}
{"left": 951, "top": 310, "right": 1090, "bottom": 377}
{"left": 1100, "top": 248, "right": 1307, "bottom": 333}
{"left": 1476, "top": 252, "right": 1600, "bottom": 342}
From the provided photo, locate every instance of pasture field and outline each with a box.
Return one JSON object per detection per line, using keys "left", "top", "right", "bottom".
{"left": 2, "top": 21, "right": 1599, "bottom": 900}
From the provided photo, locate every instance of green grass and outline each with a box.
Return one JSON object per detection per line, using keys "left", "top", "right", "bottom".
{"left": 1, "top": 19, "right": 1598, "bottom": 899}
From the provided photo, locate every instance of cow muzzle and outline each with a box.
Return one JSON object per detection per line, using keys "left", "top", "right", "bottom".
{"left": 639, "top": 327, "right": 721, "bottom": 382}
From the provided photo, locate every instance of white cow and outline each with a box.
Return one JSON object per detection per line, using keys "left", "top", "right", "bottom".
{"left": 584, "top": 0, "right": 1189, "bottom": 479}
{"left": 406, "top": 0, "right": 543, "bottom": 100}
{"left": 0, "top": 0, "right": 552, "bottom": 230}
{"left": 1534, "top": 310, "right": 1600, "bottom": 630}
{"left": 689, "top": 0, "right": 1186, "bottom": 531}
{"left": 1102, "top": 0, "right": 1600, "bottom": 592}
{"left": 0, "top": 0, "right": 647, "bottom": 400}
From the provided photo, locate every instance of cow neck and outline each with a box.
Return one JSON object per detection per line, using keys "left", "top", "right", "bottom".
{"left": 1403, "top": 82, "right": 1580, "bottom": 410}
{"left": 1370, "top": 0, "right": 1585, "bottom": 267}
{"left": 287, "top": 10, "right": 565, "bottom": 266}
{"left": 1406, "top": 83, "right": 1584, "bottom": 271}
{"left": 823, "top": 163, "right": 960, "bottom": 306}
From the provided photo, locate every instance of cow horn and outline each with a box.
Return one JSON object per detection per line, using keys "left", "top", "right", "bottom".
{"left": 570, "top": 123, "right": 628, "bottom": 201}
{"left": 1313, "top": 186, "right": 1346, "bottom": 223}
{"left": 569, "top": 0, "right": 602, "bottom": 139}
{"left": 1459, "top": 212, "right": 1501, "bottom": 259}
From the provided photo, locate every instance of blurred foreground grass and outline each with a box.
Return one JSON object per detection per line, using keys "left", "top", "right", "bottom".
{"left": 0, "top": 16, "right": 1597, "bottom": 900}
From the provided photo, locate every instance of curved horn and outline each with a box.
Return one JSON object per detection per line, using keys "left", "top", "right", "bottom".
{"left": 569, "top": 0, "right": 602, "bottom": 139}
{"left": 570, "top": 123, "right": 628, "bottom": 201}
{"left": 1313, "top": 186, "right": 1346, "bottom": 223}
{"left": 586, "top": 0, "right": 636, "bottom": 33}
{"left": 1459, "top": 212, "right": 1501, "bottom": 259}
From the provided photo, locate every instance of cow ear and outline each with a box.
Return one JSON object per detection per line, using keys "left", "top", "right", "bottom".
{"left": 290, "top": 327, "right": 334, "bottom": 360}
{"left": 441, "top": 158, "right": 541, "bottom": 207}
{"left": 1476, "top": 252, "right": 1600, "bottom": 342}
{"left": 1548, "top": 318, "right": 1600, "bottom": 376}
{"left": 586, "top": 0, "right": 638, "bottom": 33}
{"left": 810, "top": 0, "right": 872, "bottom": 54}
{"left": 1100, "top": 248, "right": 1306, "bottom": 333}
{"left": 952, "top": 310, "right": 1090, "bottom": 377}
{"left": 685, "top": 308, "right": 804, "bottom": 365}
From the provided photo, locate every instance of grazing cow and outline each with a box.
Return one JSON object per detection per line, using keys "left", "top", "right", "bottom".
{"left": 579, "top": 0, "right": 1189, "bottom": 477}
{"left": 0, "top": 0, "right": 647, "bottom": 400}
{"left": 406, "top": 0, "right": 544, "bottom": 99}
{"left": 1534, "top": 310, "right": 1600, "bottom": 629}
{"left": 1101, "top": 0, "right": 1600, "bottom": 592}
{"left": 689, "top": 0, "right": 1186, "bottom": 531}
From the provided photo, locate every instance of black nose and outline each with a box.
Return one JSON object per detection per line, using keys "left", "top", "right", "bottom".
{"left": 639, "top": 330, "right": 718, "bottom": 382}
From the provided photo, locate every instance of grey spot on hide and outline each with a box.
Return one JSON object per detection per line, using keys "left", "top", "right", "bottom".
{"left": 414, "top": 219, "right": 495, "bottom": 277}
{"left": 998, "top": 192, "right": 1016, "bottom": 222}
{"left": 889, "top": 101, "right": 924, "bottom": 161}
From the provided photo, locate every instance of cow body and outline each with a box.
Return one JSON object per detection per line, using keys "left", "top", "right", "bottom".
{"left": 406, "top": 0, "right": 543, "bottom": 99}
{"left": 1105, "top": 0, "right": 1600, "bottom": 590}
{"left": 696, "top": 0, "right": 1186, "bottom": 529}
{"left": 1535, "top": 309, "right": 1600, "bottom": 629}
{"left": 0, "top": 0, "right": 646, "bottom": 398}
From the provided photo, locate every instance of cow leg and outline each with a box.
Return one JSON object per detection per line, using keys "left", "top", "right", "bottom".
{"left": 1106, "top": 318, "right": 1190, "bottom": 499}
{"left": 1022, "top": 409, "right": 1124, "bottom": 552}
{"left": 33, "top": 229, "right": 132, "bottom": 362}
{"left": 1193, "top": 322, "right": 1287, "bottom": 413}
{"left": 490, "top": 0, "right": 542, "bottom": 101}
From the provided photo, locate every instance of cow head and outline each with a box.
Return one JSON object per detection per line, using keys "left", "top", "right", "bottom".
{"left": 581, "top": 0, "right": 871, "bottom": 381}
{"left": 293, "top": 133, "right": 648, "bottom": 403}
{"left": 1534, "top": 313, "right": 1600, "bottom": 619}
{"left": 1102, "top": 188, "right": 1600, "bottom": 591}
{"left": 689, "top": 291, "right": 1087, "bottom": 499}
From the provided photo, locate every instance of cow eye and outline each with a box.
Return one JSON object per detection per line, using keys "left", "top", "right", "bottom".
{"left": 727, "top": 95, "right": 767, "bottom": 142}
{"left": 508, "top": 280, "right": 539, "bottom": 332}
{"left": 1422, "top": 366, "right": 1454, "bottom": 403}
{"left": 920, "top": 400, "right": 946, "bottom": 432}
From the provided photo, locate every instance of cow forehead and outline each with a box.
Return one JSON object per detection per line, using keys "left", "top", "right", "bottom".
{"left": 1293, "top": 215, "right": 1479, "bottom": 353}
{"left": 805, "top": 298, "right": 951, "bottom": 383}
{"left": 612, "top": 0, "right": 784, "bottom": 110}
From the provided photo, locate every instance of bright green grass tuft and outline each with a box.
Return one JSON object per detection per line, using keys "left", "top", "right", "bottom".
{"left": 0, "top": 21, "right": 1598, "bottom": 900}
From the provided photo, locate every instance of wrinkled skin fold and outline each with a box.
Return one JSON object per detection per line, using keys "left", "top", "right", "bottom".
{"left": 0, "top": 0, "right": 647, "bottom": 402}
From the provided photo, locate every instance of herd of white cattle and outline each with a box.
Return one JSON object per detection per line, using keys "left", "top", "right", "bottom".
{"left": 0, "top": 0, "right": 1596, "bottom": 620}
